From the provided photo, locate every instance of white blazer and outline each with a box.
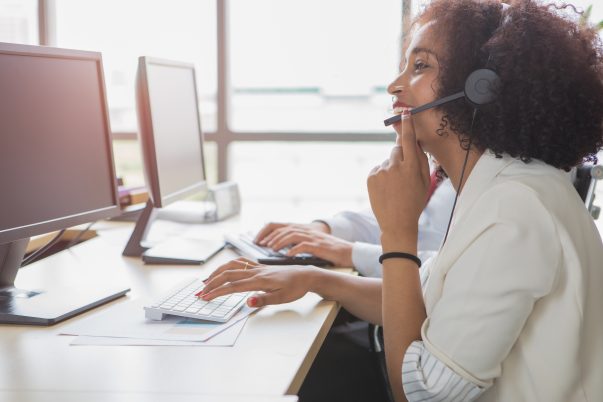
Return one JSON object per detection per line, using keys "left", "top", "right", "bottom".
{"left": 419, "top": 151, "right": 603, "bottom": 401}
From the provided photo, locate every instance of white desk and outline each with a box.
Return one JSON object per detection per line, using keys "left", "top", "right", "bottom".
{"left": 0, "top": 219, "right": 347, "bottom": 400}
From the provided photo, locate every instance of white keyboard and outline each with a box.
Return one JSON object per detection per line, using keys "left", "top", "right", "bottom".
{"left": 144, "top": 277, "right": 251, "bottom": 323}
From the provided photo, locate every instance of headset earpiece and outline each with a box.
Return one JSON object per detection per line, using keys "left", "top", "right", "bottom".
{"left": 464, "top": 68, "right": 501, "bottom": 106}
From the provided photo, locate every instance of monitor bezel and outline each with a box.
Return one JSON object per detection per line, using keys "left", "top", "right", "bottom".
{"left": 0, "top": 42, "right": 121, "bottom": 244}
{"left": 136, "top": 56, "right": 208, "bottom": 209}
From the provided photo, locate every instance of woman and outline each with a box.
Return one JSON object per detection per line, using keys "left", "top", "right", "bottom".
{"left": 201, "top": 1, "right": 603, "bottom": 400}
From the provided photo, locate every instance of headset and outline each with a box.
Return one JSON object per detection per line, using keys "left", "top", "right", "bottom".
{"left": 383, "top": 68, "right": 501, "bottom": 126}
{"left": 383, "top": 2, "right": 510, "bottom": 246}
{"left": 383, "top": 3, "right": 510, "bottom": 127}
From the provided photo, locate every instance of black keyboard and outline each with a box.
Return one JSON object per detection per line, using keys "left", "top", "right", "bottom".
{"left": 225, "top": 233, "right": 333, "bottom": 267}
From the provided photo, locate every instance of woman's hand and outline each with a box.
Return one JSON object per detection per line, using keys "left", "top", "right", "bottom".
{"left": 199, "top": 257, "right": 316, "bottom": 308}
{"left": 367, "top": 114, "right": 430, "bottom": 250}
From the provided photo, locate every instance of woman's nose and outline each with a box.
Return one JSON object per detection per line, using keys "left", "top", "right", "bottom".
{"left": 387, "top": 76, "right": 405, "bottom": 95}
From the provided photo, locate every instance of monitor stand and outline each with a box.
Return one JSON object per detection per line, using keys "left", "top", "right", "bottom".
{"left": 122, "top": 199, "right": 158, "bottom": 257}
{"left": 0, "top": 239, "right": 130, "bottom": 326}
{"left": 122, "top": 199, "right": 224, "bottom": 264}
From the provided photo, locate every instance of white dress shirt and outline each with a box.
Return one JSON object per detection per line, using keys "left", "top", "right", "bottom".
{"left": 321, "top": 178, "right": 455, "bottom": 277}
{"left": 404, "top": 151, "right": 603, "bottom": 401}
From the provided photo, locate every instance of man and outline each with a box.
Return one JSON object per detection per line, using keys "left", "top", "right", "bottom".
{"left": 254, "top": 175, "right": 455, "bottom": 276}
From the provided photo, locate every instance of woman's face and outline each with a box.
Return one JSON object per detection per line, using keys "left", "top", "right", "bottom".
{"left": 388, "top": 22, "right": 445, "bottom": 153}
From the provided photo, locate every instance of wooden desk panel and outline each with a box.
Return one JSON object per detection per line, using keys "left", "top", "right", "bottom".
{"left": 1, "top": 224, "right": 348, "bottom": 398}
{"left": 0, "top": 391, "right": 298, "bottom": 402}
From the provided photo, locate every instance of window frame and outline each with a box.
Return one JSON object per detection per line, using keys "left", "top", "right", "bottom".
{"left": 39, "top": 0, "right": 409, "bottom": 182}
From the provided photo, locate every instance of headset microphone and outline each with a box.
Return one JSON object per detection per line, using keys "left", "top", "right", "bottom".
{"left": 383, "top": 68, "right": 501, "bottom": 126}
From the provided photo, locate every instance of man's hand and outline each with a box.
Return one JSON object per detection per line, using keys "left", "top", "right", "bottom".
{"left": 255, "top": 221, "right": 330, "bottom": 245}
{"left": 254, "top": 222, "right": 354, "bottom": 267}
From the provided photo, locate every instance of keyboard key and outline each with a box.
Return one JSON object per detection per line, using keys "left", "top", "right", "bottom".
{"left": 146, "top": 277, "right": 252, "bottom": 322}
{"left": 222, "top": 296, "right": 242, "bottom": 307}
{"left": 199, "top": 306, "right": 214, "bottom": 315}
{"left": 211, "top": 310, "right": 227, "bottom": 317}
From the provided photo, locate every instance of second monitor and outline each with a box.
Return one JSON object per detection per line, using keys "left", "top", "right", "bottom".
{"left": 123, "top": 57, "right": 222, "bottom": 263}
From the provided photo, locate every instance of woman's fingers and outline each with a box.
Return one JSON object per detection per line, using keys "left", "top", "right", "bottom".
{"left": 202, "top": 277, "right": 260, "bottom": 301}
{"left": 396, "top": 114, "right": 419, "bottom": 166}
{"left": 249, "top": 289, "right": 288, "bottom": 307}
{"left": 200, "top": 269, "right": 260, "bottom": 299}
{"left": 203, "top": 258, "right": 259, "bottom": 284}
{"left": 389, "top": 146, "right": 404, "bottom": 166}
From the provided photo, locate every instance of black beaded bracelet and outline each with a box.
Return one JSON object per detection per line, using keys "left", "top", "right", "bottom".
{"left": 379, "top": 252, "right": 421, "bottom": 268}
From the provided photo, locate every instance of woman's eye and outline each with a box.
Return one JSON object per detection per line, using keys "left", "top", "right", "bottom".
{"left": 414, "top": 61, "right": 429, "bottom": 72}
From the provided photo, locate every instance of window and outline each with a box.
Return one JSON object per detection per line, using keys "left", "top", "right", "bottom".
{"left": 0, "top": 0, "right": 38, "bottom": 45}
{"left": 224, "top": 1, "right": 402, "bottom": 206}
{"left": 230, "top": 142, "right": 391, "bottom": 211}
{"left": 228, "top": 0, "right": 402, "bottom": 133}
{"left": 54, "top": 0, "right": 218, "bottom": 133}
{"left": 6, "top": 1, "right": 603, "bottom": 217}
{"left": 23, "top": 2, "right": 403, "bottom": 204}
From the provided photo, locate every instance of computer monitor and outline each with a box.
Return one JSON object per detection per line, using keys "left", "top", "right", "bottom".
{"left": 0, "top": 42, "right": 130, "bottom": 325}
{"left": 123, "top": 57, "right": 208, "bottom": 257}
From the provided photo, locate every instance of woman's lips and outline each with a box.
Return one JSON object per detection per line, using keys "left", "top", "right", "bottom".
{"left": 392, "top": 101, "right": 414, "bottom": 115}
{"left": 384, "top": 102, "right": 414, "bottom": 126}
{"left": 393, "top": 106, "right": 412, "bottom": 115}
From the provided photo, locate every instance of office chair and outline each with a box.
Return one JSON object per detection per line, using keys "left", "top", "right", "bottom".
{"left": 570, "top": 164, "right": 603, "bottom": 220}
{"left": 369, "top": 164, "right": 602, "bottom": 401}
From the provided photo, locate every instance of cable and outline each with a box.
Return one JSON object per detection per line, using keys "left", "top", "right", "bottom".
{"left": 441, "top": 109, "right": 477, "bottom": 246}
{"left": 64, "top": 221, "right": 97, "bottom": 251}
{"left": 21, "top": 229, "right": 66, "bottom": 267}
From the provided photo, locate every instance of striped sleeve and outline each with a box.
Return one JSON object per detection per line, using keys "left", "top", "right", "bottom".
{"left": 402, "top": 341, "right": 487, "bottom": 402}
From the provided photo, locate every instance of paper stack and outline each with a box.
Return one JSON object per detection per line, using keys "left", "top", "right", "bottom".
{"left": 61, "top": 298, "right": 256, "bottom": 346}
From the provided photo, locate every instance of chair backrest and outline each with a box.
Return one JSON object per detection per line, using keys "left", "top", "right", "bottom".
{"left": 570, "top": 164, "right": 602, "bottom": 219}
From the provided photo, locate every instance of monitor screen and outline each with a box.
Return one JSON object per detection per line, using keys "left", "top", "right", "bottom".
{"left": 139, "top": 58, "right": 206, "bottom": 207}
{"left": 0, "top": 43, "right": 127, "bottom": 326}
{"left": 0, "top": 44, "right": 119, "bottom": 243}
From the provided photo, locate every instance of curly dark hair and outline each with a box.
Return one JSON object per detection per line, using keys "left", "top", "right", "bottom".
{"left": 413, "top": 0, "right": 603, "bottom": 170}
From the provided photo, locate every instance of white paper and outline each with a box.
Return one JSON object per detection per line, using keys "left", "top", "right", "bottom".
{"left": 60, "top": 298, "right": 257, "bottom": 342}
{"left": 70, "top": 315, "right": 247, "bottom": 346}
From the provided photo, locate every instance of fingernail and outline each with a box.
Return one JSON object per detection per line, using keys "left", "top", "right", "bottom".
{"left": 195, "top": 291, "right": 203, "bottom": 297}
{"left": 202, "top": 277, "right": 209, "bottom": 283}
{"left": 247, "top": 297, "right": 257, "bottom": 307}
